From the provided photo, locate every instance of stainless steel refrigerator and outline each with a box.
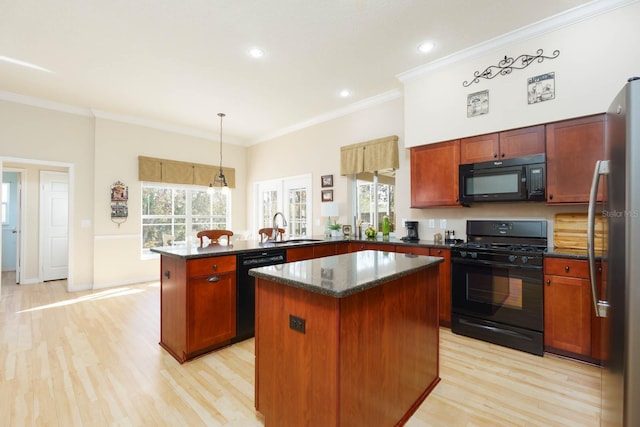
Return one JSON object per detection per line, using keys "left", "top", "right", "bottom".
{"left": 588, "top": 77, "right": 640, "bottom": 427}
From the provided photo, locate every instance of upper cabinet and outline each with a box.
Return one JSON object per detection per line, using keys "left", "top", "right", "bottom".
{"left": 410, "top": 140, "right": 461, "bottom": 208}
{"left": 460, "top": 125, "right": 545, "bottom": 164}
{"left": 546, "top": 114, "right": 605, "bottom": 204}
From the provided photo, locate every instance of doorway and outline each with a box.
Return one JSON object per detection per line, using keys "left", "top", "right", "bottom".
{"left": 1, "top": 171, "right": 21, "bottom": 282}
{"left": 0, "top": 158, "right": 72, "bottom": 296}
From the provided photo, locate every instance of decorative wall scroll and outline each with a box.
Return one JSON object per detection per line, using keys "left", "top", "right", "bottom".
{"left": 463, "top": 49, "right": 560, "bottom": 87}
{"left": 110, "top": 181, "right": 128, "bottom": 227}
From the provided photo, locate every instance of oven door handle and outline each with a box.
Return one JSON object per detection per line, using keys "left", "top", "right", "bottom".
{"left": 587, "top": 160, "right": 609, "bottom": 318}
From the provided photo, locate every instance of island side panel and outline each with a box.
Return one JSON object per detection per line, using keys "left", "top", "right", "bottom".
{"left": 160, "top": 255, "right": 188, "bottom": 362}
{"left": 255, "top": 278, "right": 340, "bottom": 427}
{"left": 339, "top": 266, "right": 440, "bottom": 426}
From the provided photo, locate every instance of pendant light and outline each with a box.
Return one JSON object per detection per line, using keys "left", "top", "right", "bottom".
{"left": 210, "top": 112, "right": 228, "bottom": 191}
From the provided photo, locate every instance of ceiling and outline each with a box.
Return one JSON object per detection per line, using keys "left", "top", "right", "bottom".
{"left": 0, "top": 0, "right": 593, "bottom": 145}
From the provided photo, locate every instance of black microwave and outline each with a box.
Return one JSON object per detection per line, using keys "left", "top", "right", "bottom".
{"left": 459, "top": 154, "right": 546, "bottom": 204}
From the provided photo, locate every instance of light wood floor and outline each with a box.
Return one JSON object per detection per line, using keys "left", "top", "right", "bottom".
{"left": 0, "top": 273, "right": 602, "bottom": 426}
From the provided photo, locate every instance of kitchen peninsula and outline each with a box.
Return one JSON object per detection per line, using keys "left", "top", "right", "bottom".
{"left": 250, "top": 250, "right": 442, "bottom": 427}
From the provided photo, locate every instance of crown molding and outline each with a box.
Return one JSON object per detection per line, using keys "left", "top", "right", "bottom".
{"left": 90, "top": 109, "right": 247, "bottom": 146}
{"left": 253, "top": 89, "right": 403, "bottom": 144}
{"left": 396, "top": 0, "right": 638, "bottom": 83}
{"left": 0, "top": 90, "right": 93, "bottom": 116}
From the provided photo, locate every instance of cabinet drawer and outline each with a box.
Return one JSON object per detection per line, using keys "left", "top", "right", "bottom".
{"left": 188, "top": 255, "right": 236, "bottom": 278}
{"left": 544, "top": 257, "right": 589, "bottom": 278}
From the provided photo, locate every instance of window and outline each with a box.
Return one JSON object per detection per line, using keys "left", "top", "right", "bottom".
{"left": 1, "top": 182, "right": 8, "bottom": 224}
{"left": 256, "top": 175, "right": 311, "bottom": 238}
{"left": 141, "top": 183, "right": 230, "bottom": 253}
{"left": 354, "top": 170, "right": 395, "bottom": 232}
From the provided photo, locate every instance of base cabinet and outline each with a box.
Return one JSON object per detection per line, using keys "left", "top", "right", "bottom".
{"left": 160, "top": 254, "right": 236, "bottom": 363}
{"left": 543, "top": 257, "right": 602, "bottom": 362}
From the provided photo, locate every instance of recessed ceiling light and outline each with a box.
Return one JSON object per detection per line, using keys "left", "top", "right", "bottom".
{"left": 339, "top": 89, "right": 351, "bottom": 98}
{"left": 417, "top": 41, "right": 435, "bottom": 54}
{"left": 248, "top": 47, "right": 265, "bottom": 58}
{"left": 0, "top": 55, "right": 51, "bottom": 72}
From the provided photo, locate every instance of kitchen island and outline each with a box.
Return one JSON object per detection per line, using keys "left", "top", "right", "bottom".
{"left": 249, "top": 250, "right": 442, "bottom": 427}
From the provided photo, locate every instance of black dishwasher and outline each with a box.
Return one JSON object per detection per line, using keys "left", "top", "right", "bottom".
{"left": 234, "top": 249, "right": 287, "bottom": 343}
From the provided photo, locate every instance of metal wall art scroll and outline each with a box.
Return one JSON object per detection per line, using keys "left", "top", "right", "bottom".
{"left": 463, "top": 49, "right": 560, "bottom": 87}
{"left": 110, "top": 180, "right": 128, "bottom": 227}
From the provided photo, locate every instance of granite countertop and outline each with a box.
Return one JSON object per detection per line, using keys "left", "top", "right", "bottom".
{"left": 248, "top": 250, "right": 443, "bottom": 298}
{"left": 150, "top": 235, "right": 456, "bottom": 259}
{"left": 545, "top": 247, "right": 606, "bottom": 260}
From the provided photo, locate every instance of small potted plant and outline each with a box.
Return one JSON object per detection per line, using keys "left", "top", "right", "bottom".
{"left": 329, "top": 222, "right": 342, "bottom": 237}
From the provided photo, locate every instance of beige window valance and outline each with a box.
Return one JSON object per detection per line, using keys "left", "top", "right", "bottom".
{"left": 138, "top": 156, "right": 236, "bottom": 188}
{"left": 340, "top": 135, "right": 399, "bottom": 175}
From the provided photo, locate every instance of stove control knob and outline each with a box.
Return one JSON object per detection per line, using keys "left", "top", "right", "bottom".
{"left": 508, "top": 255, "right": 517, "bottom": 263}
{"left": 521, "top": 256, "right": 529, "bottom": 264}
{"left": 460, "top": 251, "right": 467, "bottom": 258}
{"left": 470, "top": 252, "right": 478, "bottom": 259}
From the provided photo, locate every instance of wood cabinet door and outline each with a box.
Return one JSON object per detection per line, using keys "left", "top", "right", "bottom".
{"left": 187, "top": 271, "right": 236, "bottom": 354}
{"left": 544, "top": 274, "right": 592, "bottom": 356}
{"left": 499, "top": 125, "right": 545, "bottom": 159}
{"left": 460, "top": 133, "right": 499, "bottom": 163}
{"left": 410, "top": 140, "right": 461, "bottom": 208}
{"left": 430, "top": 248, "right": 451, "bottom": 327}
{"left": 546, "top": 114, "right": 605, "bottom": 203}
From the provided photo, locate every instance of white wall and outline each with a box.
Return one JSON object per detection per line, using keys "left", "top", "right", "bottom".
{"left": 92, "top": 118, "right": 248, "bottom": 289}
{"left": 0, "top": 101, "right": 95, "bottom": 290}
{"left": 0, "top": 100, "right": 248, "bottom": 291}
{"left": 403, "top": 1, "right": 640, "bottom": 147}
{"left": 246, "top": 97, "right": 404, "bottom": 236}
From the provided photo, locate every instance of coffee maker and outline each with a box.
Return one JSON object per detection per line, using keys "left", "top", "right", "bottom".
{"left": 401, "top": 221, "right": 420, "bottom": 241}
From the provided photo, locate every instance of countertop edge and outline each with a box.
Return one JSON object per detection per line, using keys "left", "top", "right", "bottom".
{"left": 250, "top": 254, "right": 443, "bottom": 298}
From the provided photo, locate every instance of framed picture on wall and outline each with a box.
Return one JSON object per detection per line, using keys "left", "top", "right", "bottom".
{"left": 467, "top": 90, "right": 489, "bottom": 117}
{"left": 321, "top": 174, "right": 333, "bottom": 187}
{"left": 528, "top": 72, "right": 555, "bottom": 104}
{"left": 321, "top": 189, "right": 333, "bottom": 202}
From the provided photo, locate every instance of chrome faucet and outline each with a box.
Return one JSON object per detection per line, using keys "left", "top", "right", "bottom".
{"left": 272, "top": 211, "right": 288, "bottom": 240}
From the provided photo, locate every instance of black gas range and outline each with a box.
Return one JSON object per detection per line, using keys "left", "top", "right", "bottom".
{"left": 451, "top": 220, "right": 547, "bottom": 356}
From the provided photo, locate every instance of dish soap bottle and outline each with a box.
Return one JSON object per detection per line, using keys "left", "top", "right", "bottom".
{"left": 382, "top": 215, "right": 390, "bottom": 239}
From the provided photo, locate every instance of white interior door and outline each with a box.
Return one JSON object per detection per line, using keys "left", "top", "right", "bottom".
{"left": 40, "top": 171, "right": 69, "bottom": 281}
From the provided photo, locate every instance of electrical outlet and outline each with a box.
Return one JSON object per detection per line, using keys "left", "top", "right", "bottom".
{"left": 440, "top": 219, "right": 447, "bottom": 229}
{"left": 428, "top": 219, "right": 435, "bottom": 229}
{"left": 289, "top": 314, "right": 306, "bottom": 333}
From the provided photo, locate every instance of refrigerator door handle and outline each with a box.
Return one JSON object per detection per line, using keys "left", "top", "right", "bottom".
{"left": 587, "top": 159, "right": 610, "bottom": 318}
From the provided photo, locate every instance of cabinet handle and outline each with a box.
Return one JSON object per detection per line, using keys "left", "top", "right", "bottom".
{"left": 546, "top": 279, "right": 551, "bottom": 286}
{"left": 565, "top": 266, "right": 570, "bottom": 272}
{"left": 435, "top": 250, "right": 441, "bottom": 255}
{"left": 549, "top": 194, "right": 554, "bottom": 200}
{"left": 493, "top": 153, "right": 498, "bottom": 158}
{"left": 207, "top": 276, "right": 221, "bottom": 282}
{"left": 212, "top": 264, "right": 218, "bottom": 271}
{"left": 163, "top": 270, "right": 170, "bottom": 279}
{"left": 501, "top": 153, "right": 505, "bottom": 158}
